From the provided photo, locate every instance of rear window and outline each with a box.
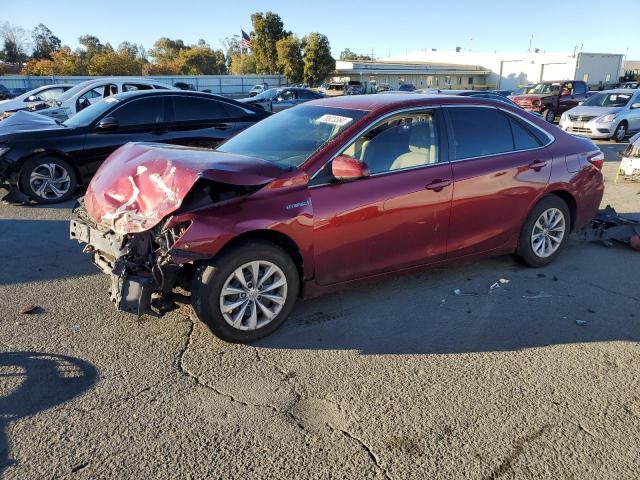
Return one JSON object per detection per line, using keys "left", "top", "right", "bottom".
{"left": 448, "top": 107, "right": 514, "bottom": 159}
{"left": 448, "top": 107, "right": 544, "bottom": 159}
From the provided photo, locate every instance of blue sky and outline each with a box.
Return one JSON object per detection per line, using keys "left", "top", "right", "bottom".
{"left": 3, "top": 0, "right": 640, "bottom": 59}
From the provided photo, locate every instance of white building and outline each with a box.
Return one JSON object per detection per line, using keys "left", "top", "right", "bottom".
{"left": 379, "top": 50, "right": 624, "bottom": 90}
{"left": 332, "top": 60, "right": 491, "bottom": 90}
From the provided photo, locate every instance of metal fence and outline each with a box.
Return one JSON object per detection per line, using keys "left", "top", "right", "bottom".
{"left": 0, "top": 75, "right": 288, "bottom": 98}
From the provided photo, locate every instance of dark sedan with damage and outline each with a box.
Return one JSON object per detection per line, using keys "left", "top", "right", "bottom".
{"left": 0, "top": 90, "right": 270, "bottom": 203}
{"left": 71, "top": 94, "right": 604, "bottom": 343}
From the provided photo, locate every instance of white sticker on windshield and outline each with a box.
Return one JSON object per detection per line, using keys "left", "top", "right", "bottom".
{"left": 104, "top": 97, "right": 119, "bottom": 103}
{"left": 317, "top": 114, "right": 353, "bottom": 126}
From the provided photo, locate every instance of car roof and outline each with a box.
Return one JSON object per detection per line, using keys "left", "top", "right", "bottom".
{"left": 109, "top": 90, "right": 238, "bottom": 102}
{"left": 596, "top": 88, "right": 639, "bottom": 94}
{"left": 305, "top": 93, "right": 513, "bottom": 111}
{"left": 77, "top": 77, "right": 170, "bottom": 87}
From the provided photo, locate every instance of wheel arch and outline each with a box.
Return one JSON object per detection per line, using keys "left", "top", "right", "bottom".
{"left": 545, "top": 189, "right": 577, "bottom": 232}
{"left": 212, "top": 229, "right": 305, "bottom": 291}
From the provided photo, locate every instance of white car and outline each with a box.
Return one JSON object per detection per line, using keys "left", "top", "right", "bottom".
{"left": 249, "top": 83, "right": 268, "bottom": 97}
{"left": 559, "top": 89, "right": 640, "bottom": 142}
{"left": 38, "top": 77, "right": 174, "bottom": 121}
{"left": 0, "top": 84, "right": 72, "bottom": 115}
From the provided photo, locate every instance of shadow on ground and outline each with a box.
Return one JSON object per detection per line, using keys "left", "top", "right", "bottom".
{"left": 0, "top": 352, "right": 97, "bottom": 471}
{"left": 0, "top": 219, "right": 95, "bottom": 285}
{"left": 259, "top": 241, "right": 640, "bottom": 355}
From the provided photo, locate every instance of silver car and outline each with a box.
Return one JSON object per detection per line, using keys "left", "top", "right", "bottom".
{"left": 559, "top": 89, "right": 640, "bottom": 142}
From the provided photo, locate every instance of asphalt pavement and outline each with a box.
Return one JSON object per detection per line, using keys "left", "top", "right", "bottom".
{"left": 0, "top": 140, "right": 639, "bottom": 479}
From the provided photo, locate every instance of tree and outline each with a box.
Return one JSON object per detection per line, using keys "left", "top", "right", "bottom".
{"left": 276, "top": 36, "right": 303, "bottom": 83}
{"left": 175, "top": 46, "right": 227, "bottom": 75}
{"left": 339, "top": 48, "right": 372, "bottom": 61}
{"left": 0, "top": 22, "right": 30, "bottom": 65}
{"left": 302, "top": 33, "right": 335, "bottom": 87}
{"left": 229, "top": 52, "right": 257, "bottom": 75}
{"left": 148, "top": 37, "right": 187, "bottom": 63}
{"left": 23, "top": 47, "right": 82, "bottom": 76}
{"left": 250, "top": 11, "right": 288, "bottom": 74}
{"left": 88, "top": 42, "right": 146, "bottom": 75}
{"left": 31, "top": 24, "right": 61, "bottom": 60}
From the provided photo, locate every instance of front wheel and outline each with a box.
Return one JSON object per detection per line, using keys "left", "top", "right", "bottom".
{"left": 612, "top": 122, "right": 627, "bottom": 143}
{"left": 192, "top": 241, "right": 300, "bottom": 343}
{"left": 515, "top": 196, "right": 570, "bottom": 267}
{"left": 19, "top": 156, "right": 77, "bottom": 204}
{"left": 541, "top": 109, "right": 555, "bottom": 123}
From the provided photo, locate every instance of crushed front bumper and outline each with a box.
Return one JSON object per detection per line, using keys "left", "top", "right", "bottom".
{"left": 70, "top": 204, "right": 161, "bottom": 316}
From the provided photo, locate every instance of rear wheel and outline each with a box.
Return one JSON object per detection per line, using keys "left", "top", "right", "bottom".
{"left": 19, "top": 156, "right": 77, "bottom": 204}
{"left": 191, "top": 241, "right": 300, "bottom": 343}
{"left": 515, "top": 196, "right": 570, "bottom": 267}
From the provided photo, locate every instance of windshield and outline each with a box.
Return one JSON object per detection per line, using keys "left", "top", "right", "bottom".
{"left": 217, "top": 105, "right": 368, "bottom": 169}
{"left": 526, "top": 83, "right": 560, "bottom": 94}
{"left": 63, "top": 97, "right": 120, "bottom": 127}
{"left": 57, "top": 80, "right": 98, "bottom": 102}
{"left": 252, "top": 88, "right": 279, "bottom": 101}
{"left": 582, "top": 92, "right": 633, "bottom": 107}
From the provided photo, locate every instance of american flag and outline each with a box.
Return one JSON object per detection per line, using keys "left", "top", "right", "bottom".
{"left": 241, "top": 30, "right": 251, "bottom": 49}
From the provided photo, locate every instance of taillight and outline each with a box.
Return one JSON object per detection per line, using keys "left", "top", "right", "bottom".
{"left": 587, "top": 151, "right": 604, "bottom": 170}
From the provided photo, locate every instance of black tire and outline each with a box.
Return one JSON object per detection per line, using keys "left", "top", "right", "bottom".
{"left": 541, "top": 109, "right": 555, "bottom": 123}
{"left": 191, "top": 240, "right": 300, "bottom": 343}
{"left": 612, "top": 121, "right": 627, "bottom": 143}
{"left": 515, "top": 195, "right": 571, "bottom": 268}
{"left": 19, "top": 156, "right": 78, "bottom": 204}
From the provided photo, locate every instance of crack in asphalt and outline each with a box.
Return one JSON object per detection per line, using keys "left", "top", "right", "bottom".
{"left": 339, "top": 428, "right": 392, "bottom": 480}
{"left": 175, "top": 317, "right": 278, "bottom": 412}
{"left": 482, "top": 424, "right": 550, "bottom": 480}
{"left": 176, "top": 320, "right": 391, "bottom": 477}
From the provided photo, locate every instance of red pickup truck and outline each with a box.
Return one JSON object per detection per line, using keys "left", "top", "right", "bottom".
{"left": 510, "top": 80, "right": 591, "bottom": 122}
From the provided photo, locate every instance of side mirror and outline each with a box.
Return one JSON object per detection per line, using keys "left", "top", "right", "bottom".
{"left": 631, "top": 102, "right": 640, "bottom": 110}
{"left": 96, "top": 116, "right": 118, "bottom": 130}
{"left": 332, "top": 155, "right": 370, "bottom": 180}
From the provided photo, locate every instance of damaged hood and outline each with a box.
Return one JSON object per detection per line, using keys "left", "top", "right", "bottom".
{"left": 84, "top": 142, "right": 284, "bottom": 234}
{"left": 0, "top": 109, "right": 66, "bottom": 134}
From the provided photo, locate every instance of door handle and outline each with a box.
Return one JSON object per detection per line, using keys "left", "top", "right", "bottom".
{"left": 527, "top": 160, "right": 548, "bottom": 172}
{"left": 212, "top": 123, "right": 231, "bottom": 130}
{"left": 425, "top": 179, "right": 452, "bottom": 192}
{"left": 151, "top": 128, "right": 169, "bottom": 135}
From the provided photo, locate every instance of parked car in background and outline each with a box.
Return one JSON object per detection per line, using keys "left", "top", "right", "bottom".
{"left": 559, "top": 89, "right": 640, "bottom": 142}
{"left": 376, "top": 84, "right": 391, "bottom": 92}
{"left": 0, "top": 90, "right": 270, "bottom": 203}
{"left": 70, "top": 94, "right": 603, "bottom": 343}
{"left": 619, "top": 81, "right": 639, "bottom": 89}
{"left": 510, "top": 80, "right": 591, "bottom": 123}
{"left": 325, "top": 83, "right": 347, "bottom": 97}
{"left": 249, "top": 83, "right": 269, "bottom": 97}
{"left": 0, "top": 84, "right": 73, "bottom": 115}
{"left": 174, "top": 82, "right": 196, "bottom": 91}
{"left": 7, "top": 88, "right": 28, "bottom": 98}
{"left": 345, "top": 85, "right": 366, "bottom": 95}
{"left": 398, "top": 83, "right": 416, "bottom": 92}
{"left": 239, "top": 87, "right": 324, "bottom": 112}
{"left": 37, "top": 78, "right": 174, "bottom": 122}
{"left": 316, "top": 83, "right": 329, "bottom": 94}
{"left": 0, "top": 84, "right": 11, "bottom": 100}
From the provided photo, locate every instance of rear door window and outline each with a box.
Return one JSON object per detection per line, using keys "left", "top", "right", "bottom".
{"left": 171, "top": 96, "right": 227, "bottom": 121}
{"left": 110, "top": 97, "right": 165, "bottom": 127}
{"left": 447, "top": 107, "right": 513, "bottom": 159}
{"left": 123, "top": 83, "right": 154, "bottom": 92}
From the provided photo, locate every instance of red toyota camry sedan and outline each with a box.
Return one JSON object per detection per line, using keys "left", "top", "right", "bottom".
{"left": 71, "top": 94, "right": 604, "bottom": 343}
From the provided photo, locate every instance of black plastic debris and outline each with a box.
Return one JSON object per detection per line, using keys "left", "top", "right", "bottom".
{"left": 576, "top": 206, "right": 640, "bottom": 250}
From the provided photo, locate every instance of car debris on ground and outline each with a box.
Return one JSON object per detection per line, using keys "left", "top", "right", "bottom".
{"left": 576, "top": 206, "right": 640, "bottom": 250}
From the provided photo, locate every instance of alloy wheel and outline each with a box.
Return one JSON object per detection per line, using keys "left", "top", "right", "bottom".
{"left": 219, "top": 260, "right": 287, "bottom": 331}
{"left": 615, "top": 124, "right": 627, "bottom": 142}
{"left": 29, "top": 163, "right": 71, "bottom": 200}
{"left": 530, "top": 208, "right": 566, "bottom": 258}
